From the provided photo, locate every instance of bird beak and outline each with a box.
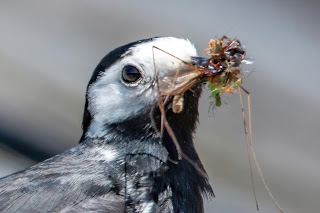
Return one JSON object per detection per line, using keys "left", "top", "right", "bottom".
{"left": 158, "top": 56, "right": 209, "bottom": 95}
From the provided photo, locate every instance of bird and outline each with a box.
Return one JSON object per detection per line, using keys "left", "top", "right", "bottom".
{"left": 0, "top": 37, "right": 213, "bottom": 213}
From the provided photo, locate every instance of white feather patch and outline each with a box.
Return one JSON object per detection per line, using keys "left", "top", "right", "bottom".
{"left": 141, "top": 201, "right": 155, "bottom": 213}
{"left": 99, "top": 148, "right": 118, "bottom": 162}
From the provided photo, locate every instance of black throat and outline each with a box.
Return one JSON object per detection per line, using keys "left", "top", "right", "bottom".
{"left": 80, "top": 84, "right": 213, "bottom": 212}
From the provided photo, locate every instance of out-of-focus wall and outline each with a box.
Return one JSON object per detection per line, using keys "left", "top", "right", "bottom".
{"left": 0, "top": 1, "right": 319, "bottom": 212}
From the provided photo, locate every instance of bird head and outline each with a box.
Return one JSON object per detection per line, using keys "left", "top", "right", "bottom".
{"left": 81, "top": 37, "right": 205, "bottom": 141}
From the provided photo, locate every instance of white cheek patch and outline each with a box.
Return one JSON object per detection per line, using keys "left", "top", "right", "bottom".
{"left": 87, "top": 74, "right": 154, "bottom": 131}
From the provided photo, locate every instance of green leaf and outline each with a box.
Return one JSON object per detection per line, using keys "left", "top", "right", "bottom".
{"left": 207, "top": 82, "right": 222, "bottom": 107}
{"left": 215, "top": 94, "right": 221, "bottom": 107}
{"left": 219, "top": 73, "right": 226, "bottom": 84}
{"left": 207, "top": 82, "right": 215, "bottom": 91}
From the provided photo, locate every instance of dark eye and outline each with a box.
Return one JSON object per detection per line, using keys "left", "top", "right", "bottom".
{"left": 122, "top": 65, "right": 141, "bottom": 83}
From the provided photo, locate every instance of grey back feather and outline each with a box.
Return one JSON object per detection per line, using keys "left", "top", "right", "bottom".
{"left": 0, "top": 139, "right": 170, "bottom": 213}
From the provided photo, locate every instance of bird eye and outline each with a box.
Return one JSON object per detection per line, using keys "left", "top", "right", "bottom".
{"left": 122, "top": 65, "right": 141, "bottom": 83}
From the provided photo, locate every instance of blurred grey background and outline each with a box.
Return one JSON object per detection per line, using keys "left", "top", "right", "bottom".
{"left": 0, "top": 0, "right": 319, "bottom": 212}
